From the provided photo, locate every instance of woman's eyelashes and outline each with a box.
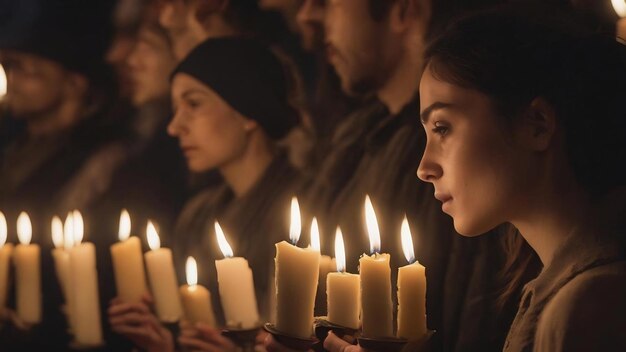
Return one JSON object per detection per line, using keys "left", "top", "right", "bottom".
{"left": 432, "top": 121, "right": 450, "bottom": 137}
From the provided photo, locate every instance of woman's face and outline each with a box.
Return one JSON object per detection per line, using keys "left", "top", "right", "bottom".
{"left": 417, "top": 65, "right": 535, "bottom": 236}
{"left": 127, "top": 26, "right": 177, "bottom": 106}
{"left": 168, "top": 73, "right": 253, "bottom": 172}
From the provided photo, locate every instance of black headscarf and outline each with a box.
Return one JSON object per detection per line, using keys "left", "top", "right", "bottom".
{"left": 172, "top": 37, "right": 300, "bottom": 140}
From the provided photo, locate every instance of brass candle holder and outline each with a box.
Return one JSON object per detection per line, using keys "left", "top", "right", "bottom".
{"left": 264, "top": 323, "right": 318, "bottom": 351}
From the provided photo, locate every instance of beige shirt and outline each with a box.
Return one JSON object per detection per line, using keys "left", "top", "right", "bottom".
{"left": 504, "top": 192, "right": 626, "bottom": 352}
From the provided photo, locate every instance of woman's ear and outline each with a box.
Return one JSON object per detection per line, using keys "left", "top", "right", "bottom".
{"left": 520, "top": 97, "right": 557, "bottom": 151}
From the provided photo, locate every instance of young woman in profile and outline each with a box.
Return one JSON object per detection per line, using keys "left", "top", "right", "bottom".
{"left": 415, "top": 7, "right": 626, "bottom": 352}
{"left": 315, "top": 6, "right": 626, "bottom": 352}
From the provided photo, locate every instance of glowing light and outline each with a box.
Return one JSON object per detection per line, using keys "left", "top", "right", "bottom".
{"left": 186, "top": 256, "right": 198, "bottom": 287}
{"left": 17, "top": 212, "right": 32, "bottom": 245}
{"left": 401, "top": 216, "right": 415, "bottom": 264}
{"left": 63, "top": 213, "right": 75, "bottom": 249}
{"left": 289, "top": 197, "right": 302, "bottom": 245}
{"left": 51, "top": 216, "right": 64, "bottom": 249}
{"left": 0, "top": 212, "right": 7, "bottom": 246}
{"left": 364, "top": 195, "right": 381, "bottom": 254}
{"left": 334, "top": 227, "right": 346, "bottom": 273}
{"left": 613, "top": 0, "right": 626, "bottom": 17}
{"left": 0, "top": 64, "right": 7, "bottom": 98}
{"left": 73, "top": 210, "right": 84, "bottom": 245}
{"left": 118, "top": 209, "right": 131, "bottom": 241}
{"left": 310, "top": 217, "right": 320, "bottom": 252}
{"left": 214, "top": 222, "right": 233, "bottom": 258}
{"left": 147, "top": 221, "right": 160, "bottom": 250}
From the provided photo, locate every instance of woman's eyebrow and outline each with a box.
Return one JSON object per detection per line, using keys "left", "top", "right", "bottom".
{"left": 420, "top": 102, "right": 454, "bottom": 124}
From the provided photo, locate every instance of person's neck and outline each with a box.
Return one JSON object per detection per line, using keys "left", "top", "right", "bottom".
{"left": 27, "top": 99, "right": 84, "bottom": 137}
{"left": 511, "top": 176, "right": 590, "bottom": 268}
{"left": 376, "top": 44, "right": 423, "bottom": 115}
{"left": 219, "top": 134, "right": 276, "bottom": 198}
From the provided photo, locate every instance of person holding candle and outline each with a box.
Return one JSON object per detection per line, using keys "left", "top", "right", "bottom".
{"left": 168, "top": 36, "right": 304, "bottom": 328}
{"left": 415, "top": 6, "right": 626, "bottom": 350}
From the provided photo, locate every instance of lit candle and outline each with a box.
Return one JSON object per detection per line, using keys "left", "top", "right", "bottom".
{"left": 51, "top": 216, "right": 70, "bottom": 302}
{"left": 62, "top": 213, "right": 76, "bottom": 332}
{"left": 144, "top": 221, "right": 183, "bottom": 322}
{"left": 614, "top": 0, "right": 626, "bottom": 40}
{"left": 110, "top": 209, "right": 148, "bottom": 302}
{"left": 274, "top": 197, "right": 320, "bottom": 338}
{"left": 359, "top": 196, "right": 393, "bottom": 338}
{"left": 0, "top": 212, "right": 13, "bottom": 315}
{"left": 179, "top": 256, "right": 217, "bottom": 325}
{"left": 397, "top": 216, "right": 427, "bottom": 339}
{"left": 311, "top": 217, "right": 336, "bottom": 310}
{"left": 214, "top": 222, "right": 259, "bottom": 328}
{"left": 326, "top": 227, "right": 360, "bottom": 329}
{"left": 68, "top": 210, "right": 103, "bottom": 346}
{"left": 13, "top": 212, "right": 41, "bottom": 324}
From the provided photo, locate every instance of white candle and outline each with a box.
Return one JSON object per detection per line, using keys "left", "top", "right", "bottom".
{"left": 310, "top": 218, "right": 336, "bottom": 309}
{"left": 144, "top": 221, "right": 183, "bottom": 322}
{"left": 397, "top": 216, "right": 427, "bottom": 340}
{"left": 68, "top": 210, "right": 103, "bottom": 346}
{"left": 110, "top": 209, "right": 148, "bottom": 303}
{"left": 359, "top": 196, "right": 393, "bottom": 338}
{"left": 51, "top": 216, "right": 70, "bottom": 302}
{"left": 179, "top": 256, "right": 217, "bottom": 325}
{"left": 0, "top": 212, "right": 13, "bottom": 315}
{"left": 326, "top": 227, "right": 360, "bottom": 329}
{"left": 13, "top": 212, "right": 41, "bottom": 324}
{"left": 214, "top": 222, "right": 259, "bottom": 329}
{"left": 274, "top": 198, "right": 320, "bottom": 338}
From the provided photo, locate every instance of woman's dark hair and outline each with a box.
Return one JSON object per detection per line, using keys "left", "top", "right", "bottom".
{"left": 423, "top": 4, "right": 626, "bottom": 306}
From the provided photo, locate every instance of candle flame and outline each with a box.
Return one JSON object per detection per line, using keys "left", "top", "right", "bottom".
{"left": 51, "top": 216, "right": 64, "bottom": 249}
{"left": 118, "top": 209, "right": 131, "bottom": 241}
{"left": 310, "top": 217, "right": 320, "bottom": 252}
{"left": 364, "top": 195, "right": 381, "bottom": 254}
{"left": 401, "top": 216, "right": 415, "bottom": 264}
{"left": 0, "top": 64, "right": 6, "bottom": 98}
{"left": 147, "top": 220, "right": 160, "bottom": 250}
{"left": 73, "top": 210, "right": 84, "bottom": 245}
{"left": 64, "top": 212, "right": 75, "bottom": 249}
{"left": 17, "top": 212, "right": 32, "bottom": 245}
{"left": 289, "top": 197, "right": 301, "bottom": 245}
{"left": 335, "top": 227, "right": 346, "bottom": 273}
{"left": 214, "top": 222, "right": 233, "bottom": 258}
{"left": 613, "top": 0, "right": 626, "bottom": 17}
{"left": 0, "top": 212, "right": 7, "bottom": 246}
{"left": 185, "top": 256, "right": 198, "bottom": 286}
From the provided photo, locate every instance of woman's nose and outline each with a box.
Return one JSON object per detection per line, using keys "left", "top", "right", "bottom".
{"left": 417, "top": 145, "right": 442, "bottom": 183}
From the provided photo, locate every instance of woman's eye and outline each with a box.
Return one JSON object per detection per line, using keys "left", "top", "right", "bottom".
{"left": 432, "top": 122, "right": 450, "bottom": 136}
{"left": 186, "top": 99, "right": 200, "bottom": 109}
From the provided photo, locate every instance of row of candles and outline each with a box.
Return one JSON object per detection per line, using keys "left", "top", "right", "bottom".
{"left": 0, "top": 195, "right": 427, "bottom": 347}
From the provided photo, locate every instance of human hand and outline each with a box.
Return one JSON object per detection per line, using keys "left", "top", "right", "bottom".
{"left": 108, "top": 293, "right": 174, "bottom": 352}
{"left": 178, "top": 320, "right": 237, "bottom": 352}
{"left": 323, "top": 331, "right": 364, "bottom": 352}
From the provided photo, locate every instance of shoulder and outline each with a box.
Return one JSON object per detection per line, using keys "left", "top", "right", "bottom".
{"left": 535, "top": 261, "right": 626, "bottom": 351}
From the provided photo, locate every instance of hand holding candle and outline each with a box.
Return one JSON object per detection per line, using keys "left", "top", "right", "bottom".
{"left": 14, "top": 212, "right": 41, "bottom": 324}
{"left": 144, "top": 221, "right": 183, "bottom": 323}
{"left": 110, "top": 209, "right": 148, "bottom": 303}
{"left": 274, "top": 197, "right": 320, "bottom": 338}
{"left": 359, "top": 196, "right": 393, "bottom": 338}
{"left": 214, "top": 221, "right": 260, "bottom": 329}
{"left": 326, "top": 227, "right": 360, "bottom": 329}
{"left": 397, "top": 216, "right": 427, "bottom": 340}
{"left": 0, "top": 212, "right": 13, "bottom": 316}
{"left": 180, "top": 256, "right": 217, "bottom": 325}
